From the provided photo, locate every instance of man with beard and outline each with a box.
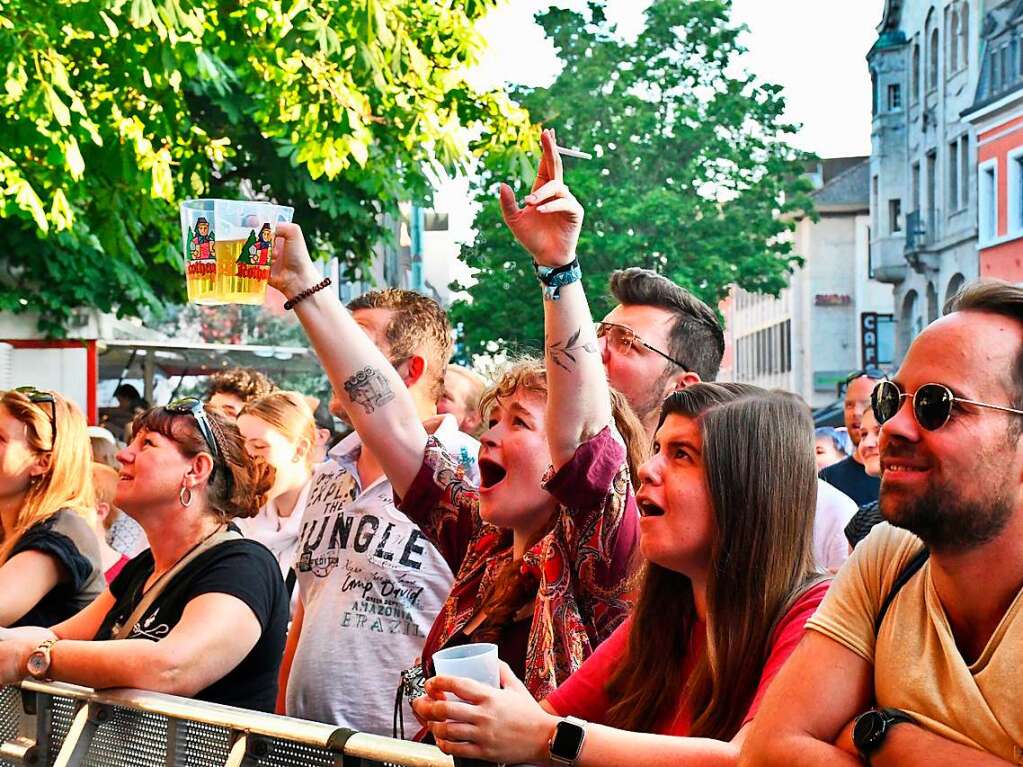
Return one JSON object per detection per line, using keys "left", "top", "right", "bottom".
{"left": 742, "top": 280, "right": 1023, "bottom": 766}
{"left": 596, "top": 267, "right": 721, "bottom": 439}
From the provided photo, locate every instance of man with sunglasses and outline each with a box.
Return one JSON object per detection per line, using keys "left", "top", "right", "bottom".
{"left": 597, "top": 267, "right": 724, "bottom": 440}
{"left": 817, "top": 369, "right": 885, "bottom": 507}
{"left": 743, "top": 280, "right": 1023, "bottom": 766}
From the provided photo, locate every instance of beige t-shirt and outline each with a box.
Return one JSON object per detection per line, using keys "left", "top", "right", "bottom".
{"left": 807, "top": 522, "right": 1023, "bottom": 763}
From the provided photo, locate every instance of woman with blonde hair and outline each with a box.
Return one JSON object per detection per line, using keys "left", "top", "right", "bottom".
{"left": 0, "top": 388, "right": 104, "bottom": 627}
{"left": 236, "top": 390, "right": 317, "bottom": 582}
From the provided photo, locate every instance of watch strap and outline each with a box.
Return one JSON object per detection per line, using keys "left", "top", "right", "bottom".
{"left": 548, "top": 715, "right": 587, "bottom": 766}
{"left": 27, "top": 638, "right": 58, "bottom": 680}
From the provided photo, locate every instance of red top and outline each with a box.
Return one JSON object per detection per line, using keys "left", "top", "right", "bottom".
{"left": 545, "top": 580, "right": 831, "bottom": 734}
{"left": 104, "top": 553, "right": 131, "bottom": 585}
{"left": 398, "top": 426, "right": 639, "bottom": 700}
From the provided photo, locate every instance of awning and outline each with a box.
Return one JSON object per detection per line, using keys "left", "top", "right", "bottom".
{"left": 97, "top": 339, "right": 322, "bottom": 379}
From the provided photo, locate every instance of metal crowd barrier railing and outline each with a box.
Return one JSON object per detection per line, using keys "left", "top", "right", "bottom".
{"left": 0, "top": 681, "right": 463, "bottom": 767}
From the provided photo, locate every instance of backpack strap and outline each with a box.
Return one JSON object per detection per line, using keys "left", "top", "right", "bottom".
{"left": 874, "top": 547, "right": 929, "bottom": 634}
{"left": 112, "top": 528, "right": 242, "bottom": 640}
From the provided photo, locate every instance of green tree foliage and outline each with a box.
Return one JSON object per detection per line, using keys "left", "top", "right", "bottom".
{"left": 0, "top": 0, "right": 534, "bottom": 335}
{"left": 449, "top": 1, "right": 816, "bottom": 360}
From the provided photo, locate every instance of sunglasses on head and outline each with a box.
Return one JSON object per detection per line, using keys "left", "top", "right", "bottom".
{"left": 165, "top": 397, "right": 223, "bottom": 481}
{"left": 871, "top": 380, "right": 1023, "bottom": 431}
{"left": 13, "top": 386, "right": 57, "bottom": 441}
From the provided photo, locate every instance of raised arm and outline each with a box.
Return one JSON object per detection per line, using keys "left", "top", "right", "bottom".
{"left": 269, "top": 226, "right": 428, "bottom": 497}
{"left": 499, "top": 129, "right": 612, "bottom": 470}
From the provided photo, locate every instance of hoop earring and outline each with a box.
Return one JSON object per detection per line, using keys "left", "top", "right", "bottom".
{"left": 179, "top": 485, "right": 193, "bottom": 508}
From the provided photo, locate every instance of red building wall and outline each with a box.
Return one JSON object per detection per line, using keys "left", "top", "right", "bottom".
{"left": 978, "top": 112, "right": 1023, "bottom": 282}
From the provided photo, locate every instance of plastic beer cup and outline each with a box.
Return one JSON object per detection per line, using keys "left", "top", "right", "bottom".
{"left": 180, "top": 199, "right": 294, "bottom": 305}
{"left": 431, "top": 643, "right": 500, "bottom": 703}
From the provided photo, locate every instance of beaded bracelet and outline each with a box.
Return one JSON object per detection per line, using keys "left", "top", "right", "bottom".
{"left": 284, "top": 277, "right": 332, "bottom": 310}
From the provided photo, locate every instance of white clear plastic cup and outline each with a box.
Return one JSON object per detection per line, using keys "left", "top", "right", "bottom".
{"left": 432, "top": 643, "right": 500, "bottom": 701}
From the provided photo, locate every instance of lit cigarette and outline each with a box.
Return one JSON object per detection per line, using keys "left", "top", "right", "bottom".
{"left": 555, "top": 146, "right": 593, "bottom": 160}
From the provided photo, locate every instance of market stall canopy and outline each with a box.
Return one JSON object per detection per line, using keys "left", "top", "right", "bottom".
{"left": 98, "top": 339, "right": 320, "bottom": 380}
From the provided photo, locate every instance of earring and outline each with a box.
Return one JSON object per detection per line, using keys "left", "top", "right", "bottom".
{"left": 179, "top": 485, "right": 193, "bottom": 508}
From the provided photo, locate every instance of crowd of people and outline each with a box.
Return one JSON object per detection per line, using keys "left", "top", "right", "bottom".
{"left": 0, "top": 129, "right": 1019, "bottom": 765}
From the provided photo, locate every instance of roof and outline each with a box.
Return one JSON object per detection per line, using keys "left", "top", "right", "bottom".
{"left": 812, "top": 158, "right": 870, "bottom": 210}
{"left": 966, "top": 0, "right": 1023, "bottom": 115}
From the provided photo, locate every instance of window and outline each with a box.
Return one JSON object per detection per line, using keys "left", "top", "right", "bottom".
{"left": 889, "top": 199, "right": 903, "bottom": 233}
{"left": 929, "top": 28, "right": 939, "bottom": 90}
{"left": 993, "top": 49, "right": 1002, "bottom": 92}
{"left": 949, "top": 8, "right": 960, "bottom": 72}
{"left": 979, "top": 161, "right": 997, "bottom": 244}
{"left": 888, "top": 84, "right": 902, "bottom": 110}
{"left": 960, "top": 135, "right": 970, "bottom": 209}
{"left": 871, "top": 69, "right": 879, "bottom": 115}
{"left": 872, "top": 175, "right": 879, "bottom": 232}
{"left": 1010, "top": 149, "right": 1023, "bottom": 235}
{"left": 912, "top": 162, "right": 921, "bottom": 212}
{"left": 1001, "top": 44, "right": 1011, "bottom": 89}
{"left": 961, "top": 5, "right": 969, "bottom": 67}
{"left": 912, "top": 42, "right": 921, "bottom": 102}
{"left": 949, "top": 140, "right": 959, "bottom": 210}
{"left": 926, "top": 150, "right": 937, "bottom": 236}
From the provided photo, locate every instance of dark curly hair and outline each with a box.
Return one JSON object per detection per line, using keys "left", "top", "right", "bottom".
{"left": 207, "top": 367, "right": 276, "bottom": 404}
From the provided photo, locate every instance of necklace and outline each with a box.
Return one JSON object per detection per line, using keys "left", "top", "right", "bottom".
{"left": 143, "top": 522, "right": 226, "bottom": 593}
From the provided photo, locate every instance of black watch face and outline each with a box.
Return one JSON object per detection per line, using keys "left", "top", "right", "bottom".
{"left": 854, "top": 711, "right": 885, "bottom": 750}
{"left": 551, "top": 721, "right": 584, "bottom": 759}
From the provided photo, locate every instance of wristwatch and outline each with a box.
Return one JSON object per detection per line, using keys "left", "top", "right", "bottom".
{"left": 26, "top": 639, "right": 58, "bottom": 680}
{"left": 853, "top": 708, "right": 914, "bottom": 761}
{"left": 548, "top": 716, "right": 587, "bottom": 766}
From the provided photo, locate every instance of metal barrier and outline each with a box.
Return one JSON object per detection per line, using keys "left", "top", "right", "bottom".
{"left": 0, "top": 681, "right": 460, "bottom": 767}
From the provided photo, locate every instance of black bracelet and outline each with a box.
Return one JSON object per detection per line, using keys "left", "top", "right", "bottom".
{"left": 284, "top": 277, "right": 332, "bottom": 310}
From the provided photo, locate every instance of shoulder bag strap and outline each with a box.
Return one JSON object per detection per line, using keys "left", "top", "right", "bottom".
{"left": 874, "top": 546, "right": 929, "bottom": 634}
{"left": 113, "top": 529, "right": 242, "bottom": 640}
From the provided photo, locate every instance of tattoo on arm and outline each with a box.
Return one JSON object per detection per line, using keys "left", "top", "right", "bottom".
{"left": 547, "top": 328, "right": 599, "bottom": 372}
{"left": 343, "top": 366, "right": 396, "bottom": 414}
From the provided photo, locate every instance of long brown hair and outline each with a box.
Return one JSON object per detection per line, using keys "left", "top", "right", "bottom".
{"left": 0, "top": 390, "right": 95, "bottom": 565}
{"left": 130, "top": 406, "right": 274, "bottom": 521}
{"left": 605, "top": 383, "right": 818, "bottom": 739}
{"left": 473, "top": 358, "right": 647, "bottom": 643}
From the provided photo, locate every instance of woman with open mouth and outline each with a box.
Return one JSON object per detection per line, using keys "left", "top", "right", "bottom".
{"left": 414, "top": 384, "right": 831, "bottom": 766}
{"left": 268, "top": 127, "right": 646, "bottom": 712}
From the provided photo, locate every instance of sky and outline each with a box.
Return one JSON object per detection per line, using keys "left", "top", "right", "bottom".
{"left": 467, "top": 0, "right": 887, "bottom": 159}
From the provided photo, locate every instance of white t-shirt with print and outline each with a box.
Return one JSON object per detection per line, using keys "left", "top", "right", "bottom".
{"left": 285, "top": 414, "right": 479, "bottom": 735}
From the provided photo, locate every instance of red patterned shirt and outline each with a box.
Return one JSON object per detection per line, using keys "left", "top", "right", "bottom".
{"left": 398, "top": 425, "right": 638, "bottom": 700}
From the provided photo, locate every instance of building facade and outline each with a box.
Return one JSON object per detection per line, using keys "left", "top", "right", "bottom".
{"left": 722, "top": 159, "right": 895, "bottom": 408}
{"left": 867, "top": 0, "right": 979, "bottom": 361}
{"left": 963, "top": 0, "right": 1023, "bottom": 282}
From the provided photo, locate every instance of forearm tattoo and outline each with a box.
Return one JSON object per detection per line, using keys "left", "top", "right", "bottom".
{"left": 343, "top": 366, "right": 396, "bottom": 414}
{"left": 547, "top": 327, "right": 599, "bottom": 372}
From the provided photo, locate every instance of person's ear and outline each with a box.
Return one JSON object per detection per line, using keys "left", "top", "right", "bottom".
{"left": 96, "top": 501, "right": 111, "bottom": 524}
{"left": 28, "top": 451, "right": 52, "bottom": 479}
{"left": 294, "top": 437, "right": 313, "bottom": 463}
{"left": 186, "top": 452, "right": 216, "bottom": 488}
{"left": 461, "top": 410, "right": 483, "bottom": 436}
{"left": 667, "top": 370, "right": 702, "bottom": 395}
{"left": 314, "top": 428, "right": 330, "bottom": 449}
{"left": 401, "top": 354, "right": 428, "bottom": 389}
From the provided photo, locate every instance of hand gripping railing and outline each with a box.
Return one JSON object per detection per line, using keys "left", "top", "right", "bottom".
{"left": 0, "top": 680, "right": 473, "bottom": 767}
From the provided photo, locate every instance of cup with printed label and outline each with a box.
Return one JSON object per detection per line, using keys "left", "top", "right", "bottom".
{"left": 180, "top": 199, "right": 294, "bottom": 305}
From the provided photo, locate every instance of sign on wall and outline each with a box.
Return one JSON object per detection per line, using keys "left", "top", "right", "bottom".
{"left": 861, "top": 312, "right": 895, "bottom": 368}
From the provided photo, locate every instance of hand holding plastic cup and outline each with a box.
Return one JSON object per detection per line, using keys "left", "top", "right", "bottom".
{"left": 180, "top": 199, "right": 294, "bottom": 305}
{"left": 431, "top": 643, "right": 500, "bottom": 703}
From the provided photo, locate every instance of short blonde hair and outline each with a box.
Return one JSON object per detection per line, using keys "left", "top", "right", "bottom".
{"left": 92, "top": 462, "right": 121, "bottom": 530}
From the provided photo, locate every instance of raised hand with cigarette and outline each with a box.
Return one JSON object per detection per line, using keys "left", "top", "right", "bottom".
{"left": 499, "top": 128, "right": 584, "bottom": 269}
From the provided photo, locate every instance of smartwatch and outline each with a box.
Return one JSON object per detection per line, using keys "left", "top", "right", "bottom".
{"left": 548, "top": 715, "right": 587, "bottom": 766}
{"left": 853, "top": 708, "right": 914, "bottom": 761}
{"left": 26, "top": 639, "right": 58, "bottom": 680}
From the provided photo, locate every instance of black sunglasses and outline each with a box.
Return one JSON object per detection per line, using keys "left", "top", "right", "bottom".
{"left": 165, "top": 397, "right": 223, "bottom": 481}
{"left": 14, "top": 386, "right": 57, "bottom": 442}
{"left": 595, "top": 321, "right": 690, "bottom": 372}
{"left": 872, "top": 380, "right": 1023, "bottom": 431}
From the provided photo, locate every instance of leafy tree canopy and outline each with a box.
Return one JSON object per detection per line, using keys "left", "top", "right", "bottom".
{"left": 450, "top": 0, "right": 816, "bottom": 361}
{"left": 0, "top": 0, "right": 534, "bottom": 335}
